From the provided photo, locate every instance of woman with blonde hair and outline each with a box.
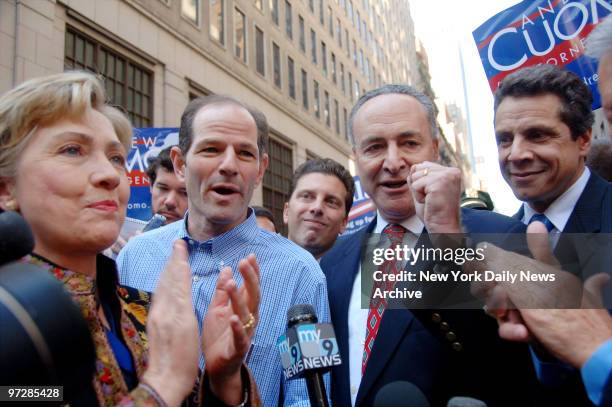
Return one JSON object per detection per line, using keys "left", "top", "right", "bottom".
{"left": 0, "top": 71, "right": 261, "bottom": 406}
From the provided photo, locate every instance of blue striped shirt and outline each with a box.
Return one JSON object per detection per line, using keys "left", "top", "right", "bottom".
{"left": 117, "top": 210, "right": 331, "bottom": 406}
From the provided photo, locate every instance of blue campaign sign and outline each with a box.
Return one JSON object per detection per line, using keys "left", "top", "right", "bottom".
{"left": 344, "top": 175, "right": 375, "bottom": 235}
{"left": 126, "top": 128, "right": 179, "bottom": 220}
{"left": 473, "top": 0, "right": 611, "bottom": 109}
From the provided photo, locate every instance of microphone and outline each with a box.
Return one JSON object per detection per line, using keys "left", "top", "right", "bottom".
{"left": 373, "top": 381, "right": 430, "bottom": 407}
{"left": 447, "top": 397, "right": 487, "bottom": 407}
{"left": 142, "top": 214, "right": 166, "bottom": 232}
{"left": 277, "top": 304, "right": 340, "bottom": 407}
{"left": 0, "top": 211, "right": 35, "bottom": 266}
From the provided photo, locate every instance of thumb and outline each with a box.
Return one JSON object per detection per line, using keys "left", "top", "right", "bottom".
{"left": 582, "top": 273, "right": 610, "bottom": 308}
{"left": 526, "top": 221, "right": 559, "bottom": 266}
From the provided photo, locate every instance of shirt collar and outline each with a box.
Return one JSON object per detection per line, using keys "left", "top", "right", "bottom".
{"left": 522, "top": 167, "right": 590, "bottom": 231}
{"left": 178, "top": 207, "right": 260, "bottom": 257}
{"left": 373, "top": 210, "right": 424, "bottom": 236}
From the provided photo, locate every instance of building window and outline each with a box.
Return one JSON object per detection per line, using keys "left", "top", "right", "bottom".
{"left": 210, "top": 0, "right": 225, "bottom": 44}
{"left": 273, "top": 42, "right": 281, "bottom": 87}
{"left": 321, "top": 41, "right": 327, "bottom": 77}
{"left": 181, "top": 0, "right": 200, "bottom": 24}
{"left": 328, "top": 6, "right": 333, "bottom": 36}
{"left": 287, "top": 56, "right": 295, "bottom": 99}
{"left": 309, "top": 0, "right": 314, "bottom": 12}
{"left": 301, "top": 69, "right": 308, "bottom": 109}
{"left": 299, "top": 16, "right": 306, "bottom": 52}
{"left": 348, "top": 0, "right": 353, "bottom": 21}
{"left": 331, "top": 52, "right": 336, "bottom": 84}
{"left": 365, "top": 58, "right": 370, "bottom": 83}
{"left": 255, "top": 26, "right": 265, "bottom": 75}
{"left": 64, "top": 28, "right": 153, "bottom": 127}
{"left": 345, "top": 29, "right": 349, "bottom": 56}
{"left": 354, "top": 79, "right": 359, "bottom": 101}
{"left": 352, "top": 39, "right": 357, "bottom": 66}
{"left": 270, "top": 0, "right": 279, "bottom": 25}
{"left": 310, "top": 29, "right": 317, "bottom": 64}
{"left": 319, "top": 0, "right": 324, "bottom": 25}
{"left": 359, "top": 48, "right": 363, "bottom": 73}
{"left": 263, "top": 138, "right": 293, "bottom": 236}
{"left": 314, "top": 80, "right": 320, "bottom": 118}
{"left": 255, "top": 0, "right": 263, "bottom": 11}
{"left": 334, "top": 99, "right": 340, "bottom": 134}
{"left": 234, "top": 8, "right": 246, "bottom": 62}
{"left": 324, "top": 90, "right": 330, "bottom": 127}
{"left": 344, "top": 107, "right": 349, "bottom": 141}
{"left": 340, "top": 62, "right": 345, "bottom": 93}
{"left": 336, "top": 18, "right": 342, "bottom": 47}
{"left": 348, "top": 71, "right": 353, "bottom": 101}
{"left": 285, "top": 1, "right": 293, "bottom": 39}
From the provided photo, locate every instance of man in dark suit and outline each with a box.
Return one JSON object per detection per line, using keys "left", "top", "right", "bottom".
{"left": 319, "top": 84, "right": 536, "bottom": 406}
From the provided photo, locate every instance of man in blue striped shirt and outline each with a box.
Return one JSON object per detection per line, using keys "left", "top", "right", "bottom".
{"left": 118, "top": 95, "right": 330, "bottom": 406}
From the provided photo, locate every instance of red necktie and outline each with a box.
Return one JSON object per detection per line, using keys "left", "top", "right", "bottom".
{"left": 362, "top": 224, "right": 407, "bottom": 375}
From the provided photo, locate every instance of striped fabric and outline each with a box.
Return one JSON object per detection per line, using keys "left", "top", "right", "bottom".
{"left": 117, "top": 210, "right": 331, "bottom": 407}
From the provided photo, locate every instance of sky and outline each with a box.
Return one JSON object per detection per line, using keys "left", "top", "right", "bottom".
{"left": 409, "top": 0, "right": 522, "bottom": 216}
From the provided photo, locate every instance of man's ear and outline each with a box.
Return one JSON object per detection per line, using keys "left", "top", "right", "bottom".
{"left": 255, "top": 153, "right": 269, "bottom": 186}
{"left": 577, "top": 128, "right": 592, "bottom": 159}
{"left": 339, "top": 215, "right": 348, "bottom": 235}
{"left": 0, "top": 178, "right": 18, "bottom": 212}
{"left": 283, "top": 201, "right": 290, "bottom": 225}
{"left": 432, "top": 136, "right": 440, "bottom": 161}
{"left": 170, "top": 146, "right": 186, "bottom": 182}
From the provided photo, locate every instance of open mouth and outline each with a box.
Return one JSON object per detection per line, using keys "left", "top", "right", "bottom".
{"left": 211, "top": 184, "right": 240, "bottom": 196}
{"left": 380, "top": 180, "right": 407, "bottom": 189}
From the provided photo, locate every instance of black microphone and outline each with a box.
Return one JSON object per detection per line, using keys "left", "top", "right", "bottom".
{"left": 373, "top": 381, "right": 430, "bottom": 407}
{"left": 447, "top": 397, "right": 487, "bottom": 407}
{"left": 0, "top": 211, "right": 34, "bottom": 266}
{"left": 277, "top": 304, "right": 340, "bottom": 407}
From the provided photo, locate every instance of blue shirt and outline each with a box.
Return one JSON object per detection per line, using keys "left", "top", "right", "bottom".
{"left": 582, "top": 339, "right": 612, "bottom": 406}
{"left": 117, "top": 210, "right": 331, "bottom": 407}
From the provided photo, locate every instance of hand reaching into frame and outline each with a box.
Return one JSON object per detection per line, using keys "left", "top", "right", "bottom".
{"left": 202, "top": 254, "right": 261, "bottom": 405}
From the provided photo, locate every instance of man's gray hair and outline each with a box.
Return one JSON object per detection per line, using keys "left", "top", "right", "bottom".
{"left": 586, "top": 15, "right": 612, "bottom": 60}
{"left": 347, "top": 84, "right": 438, "bottom": 146}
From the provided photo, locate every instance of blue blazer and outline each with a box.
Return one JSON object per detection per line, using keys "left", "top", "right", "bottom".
{"left": 320, "top": 208, "right": 537, "bottom": 406}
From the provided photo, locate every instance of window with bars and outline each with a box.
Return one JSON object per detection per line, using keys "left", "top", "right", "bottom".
{"left": 64, "top": 28, "right": 153, "bottom": 127}
{"left": 263, "top": 138, "right": 293, "bottom": 236}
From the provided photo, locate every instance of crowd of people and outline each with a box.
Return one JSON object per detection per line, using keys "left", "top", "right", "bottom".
{"left": 1, "top": 12, "right": 611, "bottom": 407}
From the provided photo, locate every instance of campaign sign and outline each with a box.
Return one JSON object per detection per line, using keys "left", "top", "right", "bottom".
{"left": 473, "top": 0, "right": 611, "bottom": 109}
{"left": 126, "top": 128, "right": 179, "bottom": 220}
{"left": 344, "top": 175, "right": 376, "bottom": 235}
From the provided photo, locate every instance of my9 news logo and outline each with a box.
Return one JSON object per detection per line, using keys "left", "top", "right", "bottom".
{"left": 277, "top": 323, "right": 341, "bottom": 380}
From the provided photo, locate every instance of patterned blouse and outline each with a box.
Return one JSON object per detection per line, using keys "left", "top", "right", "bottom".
{"left": 22, "top": 253, "right": 261, "bottom": 407}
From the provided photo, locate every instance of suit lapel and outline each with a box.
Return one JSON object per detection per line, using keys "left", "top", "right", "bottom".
{"left": 564, "top": 172, "right": 607, "bottom": 233}
{"left": 325, "top": 223, "right": 374, "bottom": 405}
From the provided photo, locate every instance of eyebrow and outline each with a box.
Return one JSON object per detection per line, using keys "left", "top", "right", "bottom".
{"left": 54, "top": 131, "right": 125, "bottom": 151}
{"left": 358, "top": 130, "right": 421, "bottom": 148}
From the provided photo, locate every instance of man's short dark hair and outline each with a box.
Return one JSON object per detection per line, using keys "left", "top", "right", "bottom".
{"left": 586, "top": 138, "right": 612, "bottom": 181}
{"left": 289, "top": 158, "right": 355, "bottom": 216}
{"left": 494, "top": 64, "right": 594, "bottom": 140}
{"left": 146, "top": 146, "right": 174, "bottom": 185}
{"left": 178, "top": 94, "right": 269, "bottom": 156}
{"left": 252, "top": 206, "right": 277, "bottom": 230}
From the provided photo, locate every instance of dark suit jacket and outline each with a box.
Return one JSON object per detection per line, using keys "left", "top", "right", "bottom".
{"left": 320, "top": 208, "right": 538, "bottom": 407}
{"left": 512, "top": 170, "right": 612, "bottom": 406}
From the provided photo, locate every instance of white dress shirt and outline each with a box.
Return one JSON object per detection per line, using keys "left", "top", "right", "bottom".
{"left": 346, "top": 211, "right": 423, "bottom": 406}
{"left": 521, "top": 167, "right": 590, "bottom": 247}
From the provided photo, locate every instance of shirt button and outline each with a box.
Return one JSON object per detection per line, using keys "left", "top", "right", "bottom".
{"left": 351, "top": 386, "right": 357, "bottom": 394}
{"left": 193, "top": 276, "right": 200, "bottom": 282}
{"left": 188, "top": 239, "right": 195, "bottom": 245}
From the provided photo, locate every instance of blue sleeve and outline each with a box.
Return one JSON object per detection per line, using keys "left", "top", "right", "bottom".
{"left": 581, "top": 339, "right": 612, "bottom": 406}
{"left": 282, "top": 266, "right": 332, "bottom": 407}
{"left": 530, "top": 346, "right": 575, "bottom": 385}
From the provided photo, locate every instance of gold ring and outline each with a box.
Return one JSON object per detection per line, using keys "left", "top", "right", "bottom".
{"left": 242, "top": 313, "right": 255, "bottom": 330}
{"left": 423, "top": 168, "right": 429, "bottom": 177}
